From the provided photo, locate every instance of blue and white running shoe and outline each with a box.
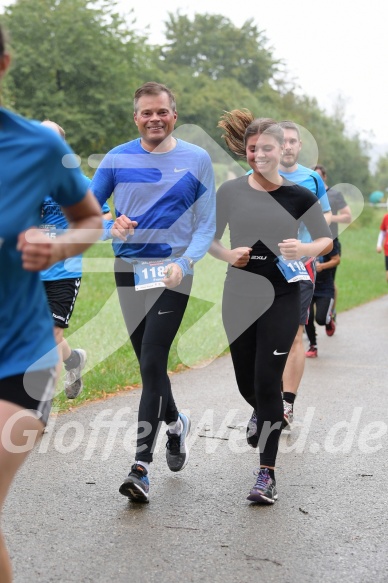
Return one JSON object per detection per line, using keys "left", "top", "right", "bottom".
{"left": 166, "top": 412, "right": 191, "bottom": 472}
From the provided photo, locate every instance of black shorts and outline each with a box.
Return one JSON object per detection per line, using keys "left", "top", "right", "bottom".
{"left": 299, "top": 259, "right": 316, "bottom": 325}
{"left": 43, "top": 278, "right": 81, "bottom": 328}
{"left": 385, "top": 256, "right": 388, "bottom": 271}
{"left": 300, "top": 279, "right": 314, "bottom": 325}
{"left": 0, "top": 368, "right": 56, "bottom": 426}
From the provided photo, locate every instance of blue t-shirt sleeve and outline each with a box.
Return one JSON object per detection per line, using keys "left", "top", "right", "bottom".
{"left": 314, "top": 172, "right": 331, "bottom": 213}
{"left": 48, "top": 140, "right": 88, "bottom": 206}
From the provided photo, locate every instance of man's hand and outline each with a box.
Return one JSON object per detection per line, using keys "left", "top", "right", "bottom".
{"left": 111, "top": 215, "right": 138, "bottom": 241}
{"left": 17, "top": 228, "right": 57, "bottom": 271}
{"left": 162, "top": 263, "right": 183, "bottom": 288}
{"left": 278, "top": 238, "right": 302, "bottom": 260}
{"left": 229, "top": 247, "right": 252, "bottom": 267}
{"left": 377, "top": 245, "right": 382, "bottom": 253}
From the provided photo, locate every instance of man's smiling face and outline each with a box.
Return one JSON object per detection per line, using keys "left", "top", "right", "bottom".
{"left": 134, "top": 92, "right": 177, "bottom": 151}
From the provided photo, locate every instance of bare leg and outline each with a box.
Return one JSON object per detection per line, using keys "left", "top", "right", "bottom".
{"left": 54, "top": 327, "right": 71, "bottom": 374}
{"left": 0, "top": 401, "right": 44, "bottom": 583}
{"left": 281, "top": 325, "right": 305, "bottom": 396}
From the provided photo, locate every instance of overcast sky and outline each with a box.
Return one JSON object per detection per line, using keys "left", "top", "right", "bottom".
{"left": 1, "top": 0, "right": 386, "bottom": 152}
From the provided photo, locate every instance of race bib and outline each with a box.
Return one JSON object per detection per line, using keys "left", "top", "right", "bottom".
{"left": 276, "top": 256, "right": 312, "bottom": 283}
{"left": 39, "top": 224, "right": 57, "bottom": 239}
{"left": 133, "top": 259, "right": 172, "bottom": 291}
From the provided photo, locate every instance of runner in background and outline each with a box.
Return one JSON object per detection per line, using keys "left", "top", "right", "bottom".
{"left": 40, "top": 120, "right": 112, "bottom": 399}
{"left": 314, "top": 164, "right": 352, "bottom": 318}
{"left": 274, "top": 121, "right": 332, "bottom": 430}
{"left": 376, "top": 212, "right": 388, "bottom": 282}
{"left": 305, "top": 240, "right": 341, "bottom": 358}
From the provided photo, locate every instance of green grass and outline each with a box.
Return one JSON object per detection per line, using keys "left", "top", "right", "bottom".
{"left": 55, "top": 204, "right": 388, "bottom": 412}
{"left": 336, "top": 205, "right": 387, "bottom": 311}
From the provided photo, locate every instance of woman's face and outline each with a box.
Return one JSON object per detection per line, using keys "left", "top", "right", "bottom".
{"left": 246, "top": 132, "right": 283, "bottom": 179}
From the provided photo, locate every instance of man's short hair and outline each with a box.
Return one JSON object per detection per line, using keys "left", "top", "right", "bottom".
{"left": 314, "top": 164, "right": 327, "bottom": 177}
{"left": 278, "top": 120, "right": 301, "bottom": 140}
{"left": 133, "top": 82, "right": 176, "bottom": 113}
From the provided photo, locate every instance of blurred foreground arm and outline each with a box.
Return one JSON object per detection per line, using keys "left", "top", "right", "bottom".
{"left": 17, "top": 189, "right": 102, "bottom": 271}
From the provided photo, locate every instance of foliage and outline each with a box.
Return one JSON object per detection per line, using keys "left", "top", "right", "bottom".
{"left": 273, "top": 91, "right": 372, "bottom": 194}
{"left": 373, "top": 153, "right": 388, "bottom": 193}
{"left": 160, "top": 13, "right": 278, "bottom": 92}
{"left": 2, "top": 0, "right": 149, "bottom": 157}
{"left": 1, "top": 4, "right": 374, "bottom": 197}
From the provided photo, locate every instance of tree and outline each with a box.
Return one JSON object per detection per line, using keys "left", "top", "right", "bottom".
{"left": 373, "top": 153, "right": 388, "bottom": 193}
{"left": 159, "top": 13, "right": 279, "bottom": 92}
{"left": 272, "top": 91, "right": 372, "bottom": 194}
{"left": 2, "top": 0, "right": 150, "bottom": 158}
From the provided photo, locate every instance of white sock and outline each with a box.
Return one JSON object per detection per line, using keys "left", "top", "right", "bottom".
{"left": 135, "top": 461, "right": 150, "bottom": 474}
{"left": 168, "top": 417, "right": 183, "bottom": 435}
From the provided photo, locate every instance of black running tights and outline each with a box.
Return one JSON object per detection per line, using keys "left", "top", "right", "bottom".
{"left": 305, "top": 295, "right": 333, "bottom": 346}
{"left": 222, "top": 283, "right": 300, "bottom": 467}
{"left": 114, "top": 258, "right": 192, "bottom": 463}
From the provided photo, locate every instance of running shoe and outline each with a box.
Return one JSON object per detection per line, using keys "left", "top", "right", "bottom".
{"left": 119, "top": 463, "right": 149, "bottom": 503}
{"left": 325, "top": 318, "right": 336, "bottom": 337}
{"left": 165, "top": 412, "right": 191, "bottom": 472}
{"left": 282, "top": 400, "right": 294, "bottom": 430}
{"left": 247, "top": 468, "right": 278, "bottom": 504}
{"left": 64, "top": 348, "right": 87, "bottom": 399}
{"left": 246, "top": 409, "right": 258, "bottom": 448}
{"left": 305, "top": 345, "right": 318, "bottom": 358}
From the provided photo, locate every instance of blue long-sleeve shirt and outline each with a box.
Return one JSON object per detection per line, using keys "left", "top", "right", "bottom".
{"left": 91, "top": 138, "right": 216, "bottom": 276}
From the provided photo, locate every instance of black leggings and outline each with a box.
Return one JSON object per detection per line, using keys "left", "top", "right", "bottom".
{"left": 305, "top": 295, "right": 334, "bottom": 346}
{"left": 222, "top": 281, "right": 300, "bottom": 467}
{"left": 114, "top": 258, "right": 192, "bottom": 463}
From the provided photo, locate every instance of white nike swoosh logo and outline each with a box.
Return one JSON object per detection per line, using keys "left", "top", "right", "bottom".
{"left": 174, "top": 168, "right": 189, "bottom": 173}
{"left": 273, "top": 350, "right": 288, "bottom": 355}
{"left": 158, "top": 310, "right": 174, "bottom": 315}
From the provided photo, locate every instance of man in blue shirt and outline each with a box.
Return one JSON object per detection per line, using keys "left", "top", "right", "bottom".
{"left": 278, "top": 121, "right": 332, "bottom": 429}
{"left": 91, "top": 82, "right": 216, "bottom": 503}
{"left": 40, "top": 120, "right": 112, "bottom": 399}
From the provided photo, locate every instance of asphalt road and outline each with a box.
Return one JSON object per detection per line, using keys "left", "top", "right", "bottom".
{"left": 4, "top": 295, "right": 388, "bottom": 583}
